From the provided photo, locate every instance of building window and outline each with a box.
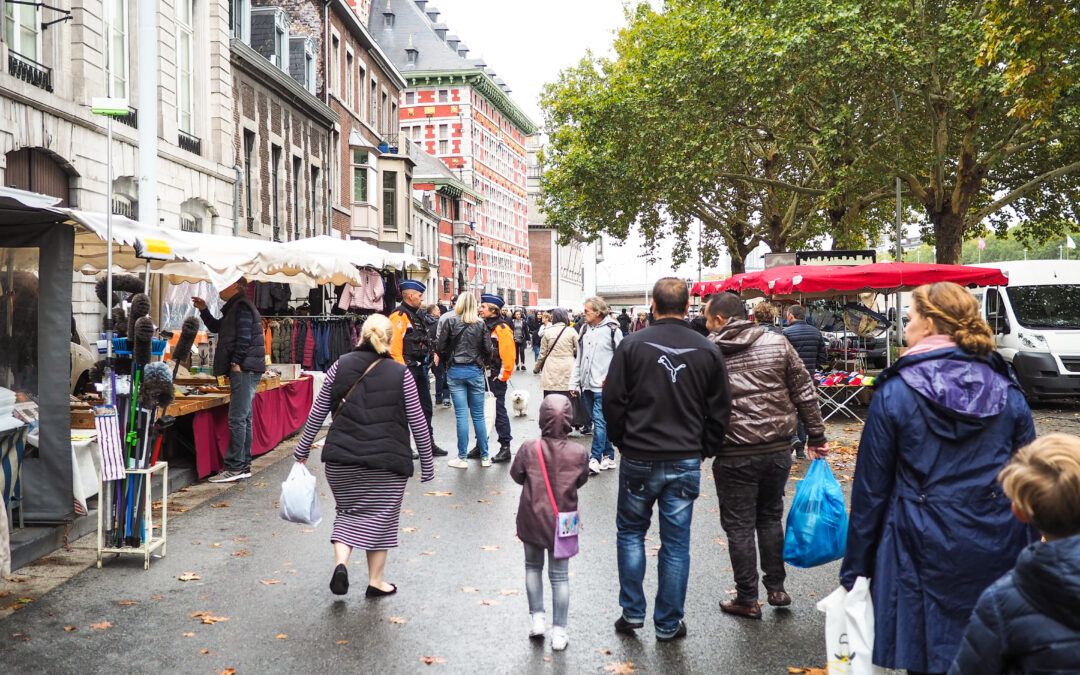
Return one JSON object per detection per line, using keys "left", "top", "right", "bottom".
{"left": 405, "top": 91, "right": 415, "bottom": 105}
{"left": 352, "top": 149, "right": 370, "bottom": 203}
{"left": 358, "top": 64, "right": 366, "bottom": 116}
{"left": 304, "top": 49, "right": 315, "bottom": 94}
{"left": 370, "top": 79, "right": 377, "bottom": 126}
{"left": 176, "top": 0, "right": 194, "bottom": 133}
{"left": 243, "top": 130, "right": 255, "bottom": 231}
{"left": 309, "top": 166, "right": 319, "bottom": 237}
{"left": 292, "top": 156, "right": 301, "bottom": 240}
{"left": 438, "top": 139, "right": 448, "bottom": 154}
{"left": 180, "top": 213, "right": 202, "bottom": 232}
{"left": 381, "top": 90, "right": 389, "bottom": 133}
{"left": 229, "top": 0, "right": 248, "bottom": 40}
{"left": 391, "top": 102, "right": 398, "bottom": 135}
{"left": 383, "top": 12, "right": 394, "bottom": 27}
{"left": 345, "top": 50, "right": 354, "bottom": 109}
{"left": 410, "top": 125, "right": 421, "bottom": 140}
{"left": 382, "top": 171, "right": 397, "bottom": 230}
{"left": 438, "top": 89, "right": 448, "bottom": 103}
{"left": 271, "top": 145, "right": 281, "bottom": 240}
{"left": 272, "top": 12, "right": 286, "bottom": 68}
{"left": 4, "top": 1, "right": 41, "bottom": 61}
{"left": 330, "top": 35, "right": 340, "bottom": 97}
{"left": 104, "top": 0, "right": 129, "bottom": 98}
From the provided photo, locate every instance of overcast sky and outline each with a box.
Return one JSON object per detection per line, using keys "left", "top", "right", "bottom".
{"left": 430, "top": 0, "right": 715, "bottom": 286}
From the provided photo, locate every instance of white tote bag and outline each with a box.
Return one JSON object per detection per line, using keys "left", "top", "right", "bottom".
{"left": 816, "top": 577, "right": 886, "bottom": 675}
{"left": 279, "top": 462, "right": 322, "bottom": 526}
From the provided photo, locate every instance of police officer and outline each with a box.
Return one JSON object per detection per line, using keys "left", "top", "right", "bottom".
{"left": 389, "top": 280, "right": 447, "bottom": 456}
{"left": 468, "top": 293, "right": 517, "bottom": 462}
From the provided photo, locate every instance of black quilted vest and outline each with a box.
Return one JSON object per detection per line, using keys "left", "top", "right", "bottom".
{"left": 322, "top": 346, "right": 413, "bottom": 477}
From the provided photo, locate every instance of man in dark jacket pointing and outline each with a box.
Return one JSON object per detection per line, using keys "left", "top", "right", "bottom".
{"left": 604, "top": 277, "right": 731, "bottom": 641}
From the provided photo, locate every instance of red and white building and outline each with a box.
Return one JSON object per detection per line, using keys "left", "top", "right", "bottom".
{"left": 368, "top": 0, "right": 538, "bottom": 306}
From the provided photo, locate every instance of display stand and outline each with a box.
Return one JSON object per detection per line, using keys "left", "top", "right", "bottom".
{"left": 96, "top": 462, "right": 168, "bottom": 570}
{"left": 817, "top": 385, "right": 865, "bottom": 422}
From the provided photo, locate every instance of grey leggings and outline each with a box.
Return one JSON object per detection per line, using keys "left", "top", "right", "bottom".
{"left": 524, "top": 543, "right": 569, "bottom": 628}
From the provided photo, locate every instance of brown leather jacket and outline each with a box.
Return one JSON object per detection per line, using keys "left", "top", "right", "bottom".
{"left": 709, "top": 319, "right": 826, "bottom": 456}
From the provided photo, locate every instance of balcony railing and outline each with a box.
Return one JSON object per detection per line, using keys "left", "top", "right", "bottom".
{"left": 8, "top": 50, "right": 52, "bottom": 92}
{"left": 178, "top": 129, "right": 202, "bottom": 155}
{"left": 115, "top": 108, "right": 138, "bottom": 129}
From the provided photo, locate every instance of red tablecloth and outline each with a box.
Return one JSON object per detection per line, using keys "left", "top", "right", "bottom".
{"left": 192, "top": 376, "right": 314, "bottom": 478}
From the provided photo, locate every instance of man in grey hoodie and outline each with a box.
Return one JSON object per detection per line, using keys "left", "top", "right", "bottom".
{"left": 570, "top": 296, "right": 623, "bottom": 475}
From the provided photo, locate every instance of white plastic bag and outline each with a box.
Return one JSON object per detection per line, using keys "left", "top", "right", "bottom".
{"left": 279, "top": 462, "right": 322, "bottom": 526}
{"left": 816, "top": 577, "right": 886, "bottom": 675}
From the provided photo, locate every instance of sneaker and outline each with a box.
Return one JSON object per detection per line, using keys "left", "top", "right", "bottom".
{"left": 467, "top": 446, "right": 481, "bottom": 460}
{"left": 491, "top": 446, "right": 511, "bottom": 463}
{"left": 208, "top": 470, "right": 249, "bottom": 483}
{"left": 600, "top": 457, "right": 617, "bottom": 471}
{"left": 431, "top": 444, "right": 448, "bottom": 457}
{"left": 581, "top": 426, "right": 593, "bottom": 436}
{"left": 481, "top": 456, "right": 493, "bottom": 468}
{"left": 568, "top": 429, "right": 583, "bottom": 439}
{"left": 794, "top": 449, "right": 808, "bottom": 460}
{"left": 656, "top": 620, "right": 687, "bottom": 642}
{"left": 448, "top": 457, "right": 469, "bottom": 469}
{"left": 529, "top": 612, "right": 546, "bottom": 639}
{"left": 588, "top": 458, "right": 601, "bottom": 475}
{"left": 551, "top": 626, "right": 568, "bottom": 651}
{"left": 614, "top": 616, "right": 644, "bottom": 634}
{"left": 442, "top": 400, "right": 451, "bottom": 408}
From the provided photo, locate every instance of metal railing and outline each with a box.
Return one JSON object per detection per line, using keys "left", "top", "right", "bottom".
{"left": 8, "top": 50, "right": 52, "bottom": 92}
{"left": 178, "top": 129, "right": 202, "bottom": 155}
{"left": 113, "top": 107, "right": 138, "bottom": 129}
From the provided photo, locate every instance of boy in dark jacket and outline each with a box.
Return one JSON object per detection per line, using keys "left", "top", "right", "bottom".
{"left": 950, "top": 433, "right": 1080, "bottom": 674}
{"left": 510, "top": 395, "right": 589, "bottom": 652}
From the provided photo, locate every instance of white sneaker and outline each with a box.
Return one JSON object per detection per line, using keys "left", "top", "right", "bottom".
{"left": 600, "top": 457, "right": 617, "bottom": 471}
{"left": 529, "top": 612, "right": 545, "bottom": 639}
{"left": 481, "top": 457, "right": 493, "bottom": 468}
{"left": 448, "top": 458, "right": 468, "bottom": 469}
{"left": 588, "top": 458, "right": 600, "bottom": 475}
{"left": 551, "top": 626, "right": 568, "bottom": 651}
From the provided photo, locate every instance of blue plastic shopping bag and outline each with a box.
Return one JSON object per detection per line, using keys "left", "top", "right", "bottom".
{"left": 783, "top": 459, "right": 848, "bottom": 568}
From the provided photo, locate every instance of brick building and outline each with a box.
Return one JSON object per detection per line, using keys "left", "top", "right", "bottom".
{"left": 413, "top": 149, "right": 481, "bottom": 304}
{"left": 370, "top": 0, "right": 538, "bottom": 306}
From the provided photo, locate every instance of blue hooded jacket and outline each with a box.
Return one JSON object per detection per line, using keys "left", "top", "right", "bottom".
{"left": 949, "top": 535, "right": 1080, "bottom": 674}
{"left": 840, "top": 347, "right": 1038, "bottom": 673}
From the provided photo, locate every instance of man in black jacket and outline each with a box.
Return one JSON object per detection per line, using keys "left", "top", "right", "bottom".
{"left": 193, "top": 278, "right": 265, "bottom": 483}
{"left": 603, "top": 277, "right": 731, "bottom": 642}
{"left": 782, "top": 304, "right": 827, "bottom": 459}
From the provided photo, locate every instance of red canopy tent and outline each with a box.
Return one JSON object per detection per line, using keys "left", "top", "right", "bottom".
{"left": 712, "top": 262, "right": 1008, "bottom": 299}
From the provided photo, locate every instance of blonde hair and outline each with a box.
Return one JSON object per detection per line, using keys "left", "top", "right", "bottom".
{"left": 911, "top": 282, "right": 996, "bottom": 356}
{"left": 454, "top": 293, "right": 479, "bottom": 324}
{"left": 999, "top": 433, "right": 1080, "bottom": 537}
{"left": 361, "top": 313, "right": 394, "bottom": 355}
{"left": 753, "top": 302, "right": 777, "bottom": 324}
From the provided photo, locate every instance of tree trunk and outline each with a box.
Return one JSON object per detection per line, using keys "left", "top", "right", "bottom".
{"left": 730, "top": 255, "right": 746, "bottom": 275}
{"left": 931, "top": 209, "right": 966, "bottom": 265}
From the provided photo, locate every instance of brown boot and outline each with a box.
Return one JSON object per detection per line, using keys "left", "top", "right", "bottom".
{"left": 767, "top": 591, "right": 792, "bottom": 607}
{"left": 719, "top": 599, "right": 762, "bottom": 619}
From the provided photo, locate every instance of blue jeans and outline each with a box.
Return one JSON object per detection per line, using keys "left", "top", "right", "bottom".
{"left": 616, "top": 457, "right": 701, "bottom": 637}
{"left": 532, "top": 343, "right": 540, "bottom": 361}
{"left": 226, "top": 370, "right": 260, "bottom": 471}
{"left": 447, "top": 365, "right": 488, "bottom": 459}
{"left": 581, "top": 389, "right": 614, "bottom": 461}
{"left": 433, "top": 361, "right": 448, "bottom": 403}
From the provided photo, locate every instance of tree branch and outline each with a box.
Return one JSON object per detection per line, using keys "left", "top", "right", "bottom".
{"left": 966, "top": 160, "right": 1080, "bottom": 225}
{"left": 717, "top": 173, "right": 827, "bottom": 196}
{"left": 896, "top": 169, "right": 929, "bottom": 204}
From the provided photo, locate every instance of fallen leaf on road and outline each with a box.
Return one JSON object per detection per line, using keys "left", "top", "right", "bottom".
{"left": 386, "top": 617, "right": 407, "bottom": 624}
{"left": 199, "top": 649, "right": 209, "bottom": 655}
{"left": 449, "top": 504, "right": 464, "bottom": 509}
{"left": 0, "top": 591, "right": 8, "bottom": 598}
{"left": 177, "top": 572, "right": 201, "bottom": 582}
{"left": 335, "top": 640, "right": 348, "bottom": 645}
{"left": 260, "top": 579, "right": 281, "bottom": 585}
{"left": 231, "top": 550, "right": 249, "bottom": 557}
{"left": 300, "top": 529, "right": 315, "bottom": 534}
{"left": 252, "top": 482, "right": 266, "bottom": 486}
{"left": 210, "top": 543, "right": 221, "bottom": 548}
{"left": 649, "top": 545, "right": 660, "bottom": 551}
{"left": 461, "top": 586, "right": 479, "bottom": 593}
{"left": 233, "top": 537, "right": 247, "bottom": 542}
{"left": 476, "top": 499, "right": 490, "bottom": 504}
{"left": 419, "top": 656, "right": 445, "bottom": 665}
{"left": 3, "top": 577, "right": 26, "bottom": 583}
{"left": 725, "top": 589, "right": 737, "bottom": 595}
{"left": 91, "top": 621, "right": 112, "bottom": 630}
{"left": 151, "top": 596, "right": 163, "bottom": 600}
{"left": 189, "top": 611, "right": 210, "bottom": 618}
{"left": 402, "top": 527, "right": 417, "bottom": 533}
{"left": 116, "top": 601, "right": 139, "bottom": 605}
{"left": 210, "top": 503, "right": 230, "bottom": 508}
{"left": 219, "top": 669, "right": 236, "bottom": 675}
{"left": 489, "top": 490, "right": 502, "bottom": 495}
{"left": 498, "top": 589, "right": 519, "bottom": 595}
{"left": 276, "top": 634, "right": 288, "bottom": 639}
{"left": 599, "top": 649, "right": 612, "bottom": 655}
{"left": 543, "top": 656, "right": 551, "bottom": 662}
{"left": 200, "top": 615, "right": 229, "bottom": 625}
{"left": 603, "top": 662, "right": 636, "bottom": 674}
{"left": 183, "top": 632, "right": 195, "bottom": 637}
{"left": 478, "top": 599, "right": 498, "bottom": 606}
{"left": 480, "top": 545, "right": 499, "bottom": 551}
{"left": 424, "top": 491, "right": 453, "bottom": 497}
{"left": 63, "top": 626, "right": 77, "bottom": 632}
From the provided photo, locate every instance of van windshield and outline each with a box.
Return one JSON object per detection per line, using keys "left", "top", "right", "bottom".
{"left": 1006, "top": 285, "right": 1080, "bottom": 329}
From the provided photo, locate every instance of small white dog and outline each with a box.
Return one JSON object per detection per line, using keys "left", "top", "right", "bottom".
{"left": 510, "top": 389, "right": 530, "bottom": 417}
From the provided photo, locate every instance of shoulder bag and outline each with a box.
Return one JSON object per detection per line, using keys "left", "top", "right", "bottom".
{"left": 535, "top": 440, "right": 580, "bottom": 559}
{"left": 533, "top": 325, "right": 568, "bottom": 374}
{"left": 334, "top": 358, "right": 386, "bottom": 416}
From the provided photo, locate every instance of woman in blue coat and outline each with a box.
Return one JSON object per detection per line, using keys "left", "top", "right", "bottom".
{"left": 840, "top": 282, "right": 1038, "bottom": 674}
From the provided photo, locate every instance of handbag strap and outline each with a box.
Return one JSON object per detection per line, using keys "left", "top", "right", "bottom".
{"left": 535, "top": 440, "right": 559, "bottom": 515}
{"left": 535, "top": 325, "right": 568, "bottom": 371}
{"left": 334, "top": 357, "right": 385, "bottom": 416}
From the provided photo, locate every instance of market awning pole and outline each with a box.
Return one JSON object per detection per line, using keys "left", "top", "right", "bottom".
{"left": 105, "top": 114, "right": 115, "bottom": 392}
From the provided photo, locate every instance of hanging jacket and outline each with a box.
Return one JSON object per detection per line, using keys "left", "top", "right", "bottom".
{"left": 949, "top": 534, "right": 1080, "bottom": 674}
{"left": 840, "top": 347, "right": 1038, "bottom": 673}
{"left": 709, "top": 319, "right": 826, "bottom": 455}
{"left": 509, "top": 395, "right": 589, "bottom": 550}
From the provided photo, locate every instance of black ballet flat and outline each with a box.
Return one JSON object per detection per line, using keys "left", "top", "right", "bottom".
{"left": 365, "top": 583, "right": 397, "bottom": 598}
{"left": 330, "top": 564, "right": 349, "bottom": 595}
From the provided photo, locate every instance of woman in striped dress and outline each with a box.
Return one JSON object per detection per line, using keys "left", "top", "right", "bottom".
{"left": 294, "top": 314, "right": 434, "bottom": 597}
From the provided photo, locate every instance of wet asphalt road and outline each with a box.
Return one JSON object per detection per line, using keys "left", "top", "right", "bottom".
{"left": 1, "top": 366, "right": 851, "bottom": 674}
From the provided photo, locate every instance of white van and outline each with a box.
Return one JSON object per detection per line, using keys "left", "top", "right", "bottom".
{"left": 974, "top": 260, "right": 1080, "bottom": 399}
